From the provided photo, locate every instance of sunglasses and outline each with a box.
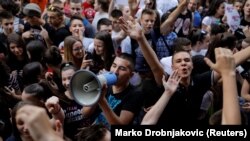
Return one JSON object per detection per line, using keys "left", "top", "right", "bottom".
{"left": 48, "top": 5, "right": 64, "bottom": 14}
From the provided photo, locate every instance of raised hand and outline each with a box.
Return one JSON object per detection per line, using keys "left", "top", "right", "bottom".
{"left": 16, "top": 105, "right": 64, "bottom": 141}
{"left": 162, "top": 70, "right": 181, "bottom": 95}
{"left": 3, "top": 86, "right": 16, "bottom": 97}
{"left": 204, "top": 48, "right": 235, "bottom": 75}
{"left": 81, "top": 53, "right": 93, "bottom": 70}
{"left": 40, "top": 26, "right": 49, "bottom": 40}
{"left": 45, "top": 72, "right": 59, "bottom": 91}
{"left": 45, "top": 96, "right": 61, "bottom": 115}
{"left": 119, "top": 16, "right": 143, "bottom": 40}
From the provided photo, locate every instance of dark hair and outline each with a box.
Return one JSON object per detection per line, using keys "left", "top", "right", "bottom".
{"left": 110, "top": 9, "right": 123, "bottom": 18}
{"left": 210, "top": 23, "right": 227, "bottom": 36}
{"left": 206, "top": 0, "right": 225, "bottom": 16}
{"left": 7, "top": 33, "right": 24, "bottom": 47}
{"left": 172, "top": 37, "right": 191, "bottom": 52}
{"left": 26, "top": 40, "right": 46, "bottom": 62}
{"left": 69, "top": 15, "right": 83, "bottom": 27}
{"left": 206, "top": 32, "right": 237, "bottom": 63}
{"left": 6, "top": 33, "right": 29, "bottom": 71}
{"left": 23, "top": 83, "right": 46, "bottom": 102}
{"left": 76, "top": 124, "right": 109, "bottom": 141}
{"left": 97, "top": 18, "right": 112, "bottom": 31}
{"left": 60, "top": 62, "right": 77, "bottom": 77}
{"left": 0, "top": 0, "right": 20, "bottom": 15}
{"left": 0, "top": 61, "right": 10, "bottom": 88}
{"left": 43, "top": 46, "right": 62, "bottom": 67}
{"left": 97, "top": 0, "right": 109, "bottom": 12}
{"left": 117, "top": 53, "right": 135, "bottom": 72}
{"left": 141, "top": 8, "right": 156, "bottom": 18}
{"left": 22, "top": 62, "right": 43, "bottom": 86}
{"left": 191, "top": 55, "right": 210, "bottom": 76}
{"left": 94, "top": 31, "right": 115, "bottom": 71}
{"left": 0, "top": 11, "right": 13, "bottom": 22}
{"left": 188, "top": 29, "right": 208, "bottom": 46}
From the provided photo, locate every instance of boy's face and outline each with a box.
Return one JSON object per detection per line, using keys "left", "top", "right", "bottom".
{"left": 110, "top": 57, "right": 133, "bottom": 86}
{"left": 1, "top": 18, "right": 14, "bottom": 34}
{"left": 140, "top": 13, "right": 155, "bottom": 34}
{"left": 47, "top": 11, "right": 62, "bottom": 27}
{"left": 70, "top": 2, "right": 83, "bottom": 17}
{"left": 69, "top": 19, "right": 85, "bottom": 36}
{"left": 110, "top": 17, "right": 120, "bottom": 32}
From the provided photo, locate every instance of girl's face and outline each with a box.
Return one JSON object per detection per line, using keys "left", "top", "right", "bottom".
{"left": 72, "top": 41, "right": 84, "bottom": 59}
{"left": 244, "top": 0, "right": 250, "bottom": 16}
{"left": 61, "top": 69, "right": 75, "bottom": 90}
{"left": 9, "top": 43, "right": 23, "bottom": 57}
{"left": 122, "top": 6, "right": 130, "bottom": 20}
{"left": 216, "top": 3, "right": 225, "bottom": 16}
{"left": 16, "top": 117, "right": 32, "bottom": 140}
{"left": 94, "top": 38, "right": 105, "bottom": 55}
{"left": 200, "top": 34, "right": 210, "bottom": 49}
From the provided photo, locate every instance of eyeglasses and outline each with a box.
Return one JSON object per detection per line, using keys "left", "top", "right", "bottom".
{"left": 72, "top": 47, "right": 83, "bottom": 52}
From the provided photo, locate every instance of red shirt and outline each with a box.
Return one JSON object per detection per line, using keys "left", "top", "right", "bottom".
{"left": 82, "top": 2, "right": 96, "bottom": 23}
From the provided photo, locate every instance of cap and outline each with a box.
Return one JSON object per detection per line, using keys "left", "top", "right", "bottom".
{"left": 23, "top": 3, "right": 41, "bottom": 17}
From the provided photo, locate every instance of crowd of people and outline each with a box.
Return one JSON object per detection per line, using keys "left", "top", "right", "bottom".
{"left": 0, "top": 0, "right": 250, "bottom": 140}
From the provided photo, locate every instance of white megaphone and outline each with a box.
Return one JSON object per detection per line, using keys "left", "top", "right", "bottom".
{"left": 70, "top": 70, "right": 117, "bottom": 106}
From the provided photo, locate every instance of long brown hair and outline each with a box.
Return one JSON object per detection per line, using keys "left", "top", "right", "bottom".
{"left": 64, "top": 36, "right": 83, "bottom": 67}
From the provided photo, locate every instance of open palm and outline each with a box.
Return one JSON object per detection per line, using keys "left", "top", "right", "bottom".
{"left": 162, "top": 70, "right": 181, "bottom": 95}
{"left": 119, "top": 17, "right": 143, "bottom": 40}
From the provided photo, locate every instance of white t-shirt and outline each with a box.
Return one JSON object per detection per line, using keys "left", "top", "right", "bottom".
{"left": 160, "top": 56, "right": 173, "bottom": 75}
{"left": 191, "top": 49, "right": 207, "bottom": 57}
{"left": 112, "top": 31, "right": 132, "bottom": 54}
{"left": 157, "top": 0, "right": 178, "bottom": 14}
{"left": 92, "top": 12, "right": 109, "bottom": 31}
{"left": 202, "top": 16, "right": 221, "bottom": 26}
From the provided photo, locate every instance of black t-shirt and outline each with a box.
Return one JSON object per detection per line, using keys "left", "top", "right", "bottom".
{"left": 60, "top": 98, "right": 92, "bottom": 140}
{"left": 85, "top": 52, "right": 114, "bottom": 74}
{"left": 0, "top": 33, "right": 8, "bottom": 55}
{"left": 95, "top": 84, "right": 144, "bottom": 128}
{"left": 157, "top": 71, "right": 212, "bottom": 126}
{"left": 52, "top": 27, "right": 71, "bottom": 47}
{"left": 23, "top": 23, "right": 55, "bottom": 45}
{"left": 234, "top": 18, "right": 250, "bottom": 40}
{"left": 173, "top": 9, "right": 192, "bottom": 37}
